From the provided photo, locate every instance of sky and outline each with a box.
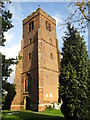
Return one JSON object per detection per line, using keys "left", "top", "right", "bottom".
{"left": 0, "top": 2, "right": 88, "bottom": 83}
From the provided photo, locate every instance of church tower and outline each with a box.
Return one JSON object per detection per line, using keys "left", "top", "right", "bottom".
{"left": 11, "top": 8, "right": 61, "bottom": 111}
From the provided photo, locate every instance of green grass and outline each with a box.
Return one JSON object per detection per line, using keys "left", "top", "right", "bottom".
{"left": 2, "top": 109, "right": 65, "bottom": 120}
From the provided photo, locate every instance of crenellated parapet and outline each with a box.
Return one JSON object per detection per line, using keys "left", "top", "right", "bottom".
{"left": 23, "top": 8, "right": 56, "bottom": 25}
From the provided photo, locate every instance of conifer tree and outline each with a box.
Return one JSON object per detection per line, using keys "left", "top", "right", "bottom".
{"left": 87, "top": 60, "right": 90, "bottom": 120}
{"left": 59, "top": 24, "right": 88, "bottom": 120}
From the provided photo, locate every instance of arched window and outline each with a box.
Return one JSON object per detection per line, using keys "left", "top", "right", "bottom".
{"left": 28, "top": 74, "right": 31, "bottom": 92}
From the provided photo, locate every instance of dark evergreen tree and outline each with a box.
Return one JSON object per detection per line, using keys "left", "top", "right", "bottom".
{"left": 87, "top": 60, "right": 90, "bottom": 120}
{"left": 2, "top": 81, "right": 16, "bottom": 110}
{"left": 59, "top": 24, "right": 88, "bottom": 120}
{"left": 0, "top": 0, "right": 16, "bottom": 110}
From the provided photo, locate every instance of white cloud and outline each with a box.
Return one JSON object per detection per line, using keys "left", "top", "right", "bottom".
{"left": 4, "top": 31, "right": 14, "bottom": 45}
{"left": 53, "top": 15, "right": 62, "bottom": 26}
{"left": 2, "top": 3, "right": 23, "bottom": 83}
{"left": 0, "top": 44, "right": 21, "bottom": 59}
{"left": 7, "top": 65, "right": 16, "bottom": 83}
{"left": 0, "top": 44, "right": 21, "bottom": 83}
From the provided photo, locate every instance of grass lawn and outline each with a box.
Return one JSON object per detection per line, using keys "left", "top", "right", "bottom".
{"left": 2, "top": 109, "right": 65, "bottom": 120}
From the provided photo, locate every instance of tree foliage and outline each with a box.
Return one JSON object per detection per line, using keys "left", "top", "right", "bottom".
{"left": 59, "top": 24, "right": 89, "bottom": 120}
{"left": 87, "top": 60, "right": 90, "bottom": 119}
{"left": 0, "top": 0, "right": 16, "bottom": 110}
{"left": 1, "top": 0, "right": 13, "bottom": 46}
{"left": 2, "top": 81, "right": 16, "bottom": 110}
{"left": 59, "top": 1, "right": 90, "bottom": 32}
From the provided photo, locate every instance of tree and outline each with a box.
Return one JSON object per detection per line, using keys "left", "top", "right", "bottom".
{"left": 1, "top": 0, "right": 13, "bottom": 46}
{"left": 87, "top": 60, "right": 90, "bottom": 119}
{"left": 59, "top": 1, "right": 90, "bottom": 32}
{"left": 0, "top": 0, "right": 16, "bottom": 110}
{"left": 59, "top": 24, "right": 89, "bottom": 120}
{"left": 2, "top": 55, "right": 16, "bottom": 110}
{"left": 2, "top": 81, "right": 16, "bottom": 110}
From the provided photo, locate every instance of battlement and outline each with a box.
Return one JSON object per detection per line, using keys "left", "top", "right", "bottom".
{"left": 23, "top": 8, "right": 56, "bottom": 25}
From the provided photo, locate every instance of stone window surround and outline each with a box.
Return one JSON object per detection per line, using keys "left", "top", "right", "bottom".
{"left": 46, "top": 21, "right": 51, "bottom": 31}
{"left": 28, "top": 21, "right": 34, "bottom": 32}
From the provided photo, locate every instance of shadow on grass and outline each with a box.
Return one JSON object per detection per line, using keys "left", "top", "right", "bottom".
{"left": 2, "top": 110, "right": 65, "bottom": 120}
{"left": 19, "top": 111, "right": 64, "bottom": 120}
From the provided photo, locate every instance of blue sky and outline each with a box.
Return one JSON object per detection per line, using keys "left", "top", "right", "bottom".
{"left": 0, "top": 2, "right": 88, "bottom": 83}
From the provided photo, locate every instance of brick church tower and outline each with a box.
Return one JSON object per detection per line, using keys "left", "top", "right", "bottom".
{"left": 11, "top": 7, "right": 61, "bottom": 111}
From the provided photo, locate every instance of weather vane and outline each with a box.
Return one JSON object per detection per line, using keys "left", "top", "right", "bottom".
{"left": 38, "top": 4, "right": 40, "bottom": 8}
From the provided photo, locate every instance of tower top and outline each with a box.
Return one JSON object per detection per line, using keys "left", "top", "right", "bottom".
{"left": 38, "top": 4, "right": 40, "bottom": 8}
{"left": 23, "top": 8, "right": 56, "bottom": 25}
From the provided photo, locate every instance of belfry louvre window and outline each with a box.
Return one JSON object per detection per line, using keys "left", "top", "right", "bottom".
{"left": 29, "top": 23, "right": 31, "bottom": 32}
{"left": 29, "top": 21, "right": 34, "bottom": 32}
{"left": 49, "top": 23, "right": 51, "bottom": 31}
{"left": 46, "top": 21, "right": 51, "bottom": 31}
{"left": 32, "top": 21, "right": 34, "bottom": 30}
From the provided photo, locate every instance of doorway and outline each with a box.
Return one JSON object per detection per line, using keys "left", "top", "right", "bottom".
{"left": 26, "top": 96, "right": 30, "bottom": 110}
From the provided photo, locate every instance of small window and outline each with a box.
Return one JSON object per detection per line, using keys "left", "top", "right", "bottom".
{"left": 44, "top": 59, "right": 45, "bottom": 66}
{"left": 49, "top": 23, "right": 51, "bottom": 31}
{"left": 28, "top": 53, "right": 31, "bottom": 60}
{"left": 50, "top": 53, "right": 53, "bottom": 59}
{"left": 50, "top": 39, "right": 52, "bottom": 44}
{"left": 30, "top": 38, "right": 32, "bottom": 44}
